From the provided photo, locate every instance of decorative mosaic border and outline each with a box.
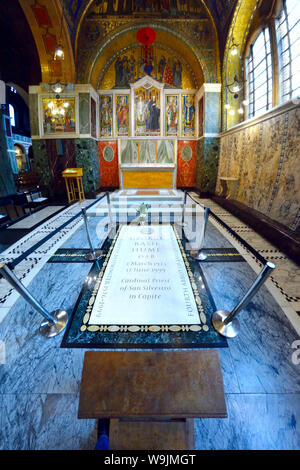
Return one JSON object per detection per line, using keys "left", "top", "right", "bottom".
{"left": 80, "top": 224, "right": 209, "bottom": 334}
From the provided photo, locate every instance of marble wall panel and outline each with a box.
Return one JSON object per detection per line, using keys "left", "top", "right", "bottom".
{"left": 196, "top": 137, "right": 220, "bottom": 193}
{"left": 236, "top": 123, "right": 261, "bottom": 206}
{"left": 252, "top": 114, "right": 285, "bottom": 215}
{"left": 98, "top": 140, "right": 119, "bottom": 188}
{"left": 46, "top": 139, "right": 77, "bottom": 197}
{"left": 28, "top": 94, "right": 39, "bottom": 136}
{"left": 177, "top": 140, "right": 197, "bottom": 187}
{"left": 216, "top": 133, "right": 231, "bottom": 194}
{"left": 218, "top": 105, "right": 300, "bottom": 232}
{"left": 268, "top": 107, "right": 300, "bottom": 231}
{"left": 0, "top": 111, "right": 16, "bottom": 197}
{"left": 32, "top": 140, "right": 51, "bottom": 188}
{"left": 75, "top": 138, "right": 101, "bottom": 194}
{"left": 79, "top": 93, "right": 91, "bottom": 135}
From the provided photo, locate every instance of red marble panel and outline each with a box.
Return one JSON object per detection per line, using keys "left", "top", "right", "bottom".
{"left": 176, "top": 140, "right": 197, "bottom": 187}
{"left": 98, "top": 141, "right": 119, "bottom": 188}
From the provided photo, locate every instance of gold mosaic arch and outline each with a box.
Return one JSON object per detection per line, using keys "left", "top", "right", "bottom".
{"left": 223, "top": 0, "right": 260, "bottom": 130}
{"left": 19, "top": 0, "right": 75, "bottom": 83}
{"left": 87, "top": 27, "right": 205, "bottom": 90}
{"left": 97, "top": 42, "right": 198, "bottom": 90}
{"left": 89, "top": 26, "right": 204, "bottom": 89}
{"left": 74, "top": 0, "right": 221, "bottom": 78}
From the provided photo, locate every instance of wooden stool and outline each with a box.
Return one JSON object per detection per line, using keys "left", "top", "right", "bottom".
{"left": 62, "top": 168, "right": 85, "bottom": 204}
{"left": 78, "top": 350, "right": 227, "bottom": 450}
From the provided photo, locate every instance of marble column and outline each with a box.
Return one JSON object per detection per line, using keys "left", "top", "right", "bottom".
{"left": 195, "top": 84, "right": 221, "bottom": 195}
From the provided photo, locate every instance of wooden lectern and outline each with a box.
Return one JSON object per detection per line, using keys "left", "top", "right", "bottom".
{"left": 78, "top": 350, "right": 227, "bottom": 450}
{"left": 62, "top": 168, "right": 85, "bottom": 204}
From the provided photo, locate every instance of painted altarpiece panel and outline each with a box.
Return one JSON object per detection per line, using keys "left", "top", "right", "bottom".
{"left": 165, "top": 95, "right": 179, "bottom": 136}
{"left": 42, "top": 98, "right": 76, "bottom": 135}
{"left": 116, "top": 95, "right": 129, "bottom": 136}
{"left": 100, "top": 94, "right": 113, "bottom": 136}
{"left": 182, "top": 94, "right": 195, "bottom": 136}
{"left": 134, "top": 86, "right": 160, "bottom": 136}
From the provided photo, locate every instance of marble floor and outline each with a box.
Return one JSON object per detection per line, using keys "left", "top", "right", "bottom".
{"left": 0, "top": 191, "right": 299, "bottom": 450}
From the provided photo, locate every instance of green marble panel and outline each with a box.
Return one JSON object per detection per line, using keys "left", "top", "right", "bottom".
{"left": 0, "top": 110, "right": 16, "bottom": 197}
{"left": 31, "top": 139, "right": 51, "bottom": 187}
{"left": 75, "top": 138, "right": 100, "bottom": 194}
{"left": 196, "top": 137, "right": 220, "bottom": 194}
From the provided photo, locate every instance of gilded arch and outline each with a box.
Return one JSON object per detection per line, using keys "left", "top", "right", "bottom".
{"left": 18, "top": 0, "right": 75, "bottom": 83}
{"left": 75, "top": 2, "right": 221, "bottom": 88}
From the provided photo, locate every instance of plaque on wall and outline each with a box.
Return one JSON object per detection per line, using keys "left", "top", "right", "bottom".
{"left": 103, "top": 145, "right": 114, "bottom": 162}
{"left": 100, "top": 95, "right": 113, "bottom": 136}
{"left": 181, "top": 145, "right": 193, "bottom": 162}
{"left": 182, "top": 94, "right": 195, "bottom": 136}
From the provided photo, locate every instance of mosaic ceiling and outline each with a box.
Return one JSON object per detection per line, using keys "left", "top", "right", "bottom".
{"left": 62, "top": 0, "right": 239, "bottom": 49}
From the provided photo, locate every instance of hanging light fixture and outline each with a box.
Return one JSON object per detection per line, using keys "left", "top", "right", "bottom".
{"left": 54, "top": 6, "right": 65, "bottom": 61}
{"left": 225, "top": 36, "right": 247, "bottom": 114}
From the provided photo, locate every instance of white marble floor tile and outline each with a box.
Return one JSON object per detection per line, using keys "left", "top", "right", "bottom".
{"left": 7, "top": 207, "right": 65, "bottom": 230}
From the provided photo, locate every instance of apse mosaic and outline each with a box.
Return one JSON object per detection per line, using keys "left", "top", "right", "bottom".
{"left": 98, "top": 41, "right": 197, "bottom": 90}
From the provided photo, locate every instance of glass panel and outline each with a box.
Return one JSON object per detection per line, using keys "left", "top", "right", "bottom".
{"left": 290, "top": 27, "right": 300, "bottom": 47}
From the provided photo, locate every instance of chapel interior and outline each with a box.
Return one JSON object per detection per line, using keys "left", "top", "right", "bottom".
{"left": 0, "top": 0, "right": 299, "bottom": 452}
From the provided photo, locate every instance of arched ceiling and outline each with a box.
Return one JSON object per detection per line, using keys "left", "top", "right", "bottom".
{"left": 15, "top": 0, "right": 242, "bottom": 88}
{"left": 74, "top": 0, "right": 223, "bottom": 87}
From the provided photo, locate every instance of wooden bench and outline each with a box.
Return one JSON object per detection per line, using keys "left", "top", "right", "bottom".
{"left": 78, "top": 350, "right": 227, "bottom": 450}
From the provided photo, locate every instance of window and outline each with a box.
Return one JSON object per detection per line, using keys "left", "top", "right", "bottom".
{"left": 276, "top": 0, "right": 300, "bottom": 102}
{"left": 9, "top": 104, "right": 15, "bottom": 127}
{"left": 246, "top": 27, "right": 273, "bottom": 118}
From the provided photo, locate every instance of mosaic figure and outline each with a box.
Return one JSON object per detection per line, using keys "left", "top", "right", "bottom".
{"left": 182, "top": 94, "right": 195, "bottom": 136}
{"left": 100, "top": 95, "right": 113, "bottom": 136}
{"left": 116, "top": 95, "right": 129, "bottom": 135}
{"left": 166, "top": 95, "right": 178, "bottom": 135}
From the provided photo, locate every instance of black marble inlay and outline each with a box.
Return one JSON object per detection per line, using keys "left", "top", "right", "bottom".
{"left": 198, "top": 248, "right": 245, "bottom": 262}
{"left": 48, "top": 248, "right": 96, "bottom": 263}
{"left": 61, "top": 224, "right": 227, "bottom": 349}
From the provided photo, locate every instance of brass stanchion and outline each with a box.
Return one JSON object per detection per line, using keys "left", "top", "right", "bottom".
{"left": 0, "top": 263, "right": 68, "bottom": 338}
{"left": 191, "top": 207, "right": 210, "bottom": 261}
{"left": 106, "top": 192, "right": 116, "bottom": 228}
{"left": 81, "top": 208, "right": 102, "bottom": 261}
{"left": 178, "top": 190, "right": 188, "bottom": 227}
{"left": 212, "top": 261, "right": 276, "bottom": 338}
